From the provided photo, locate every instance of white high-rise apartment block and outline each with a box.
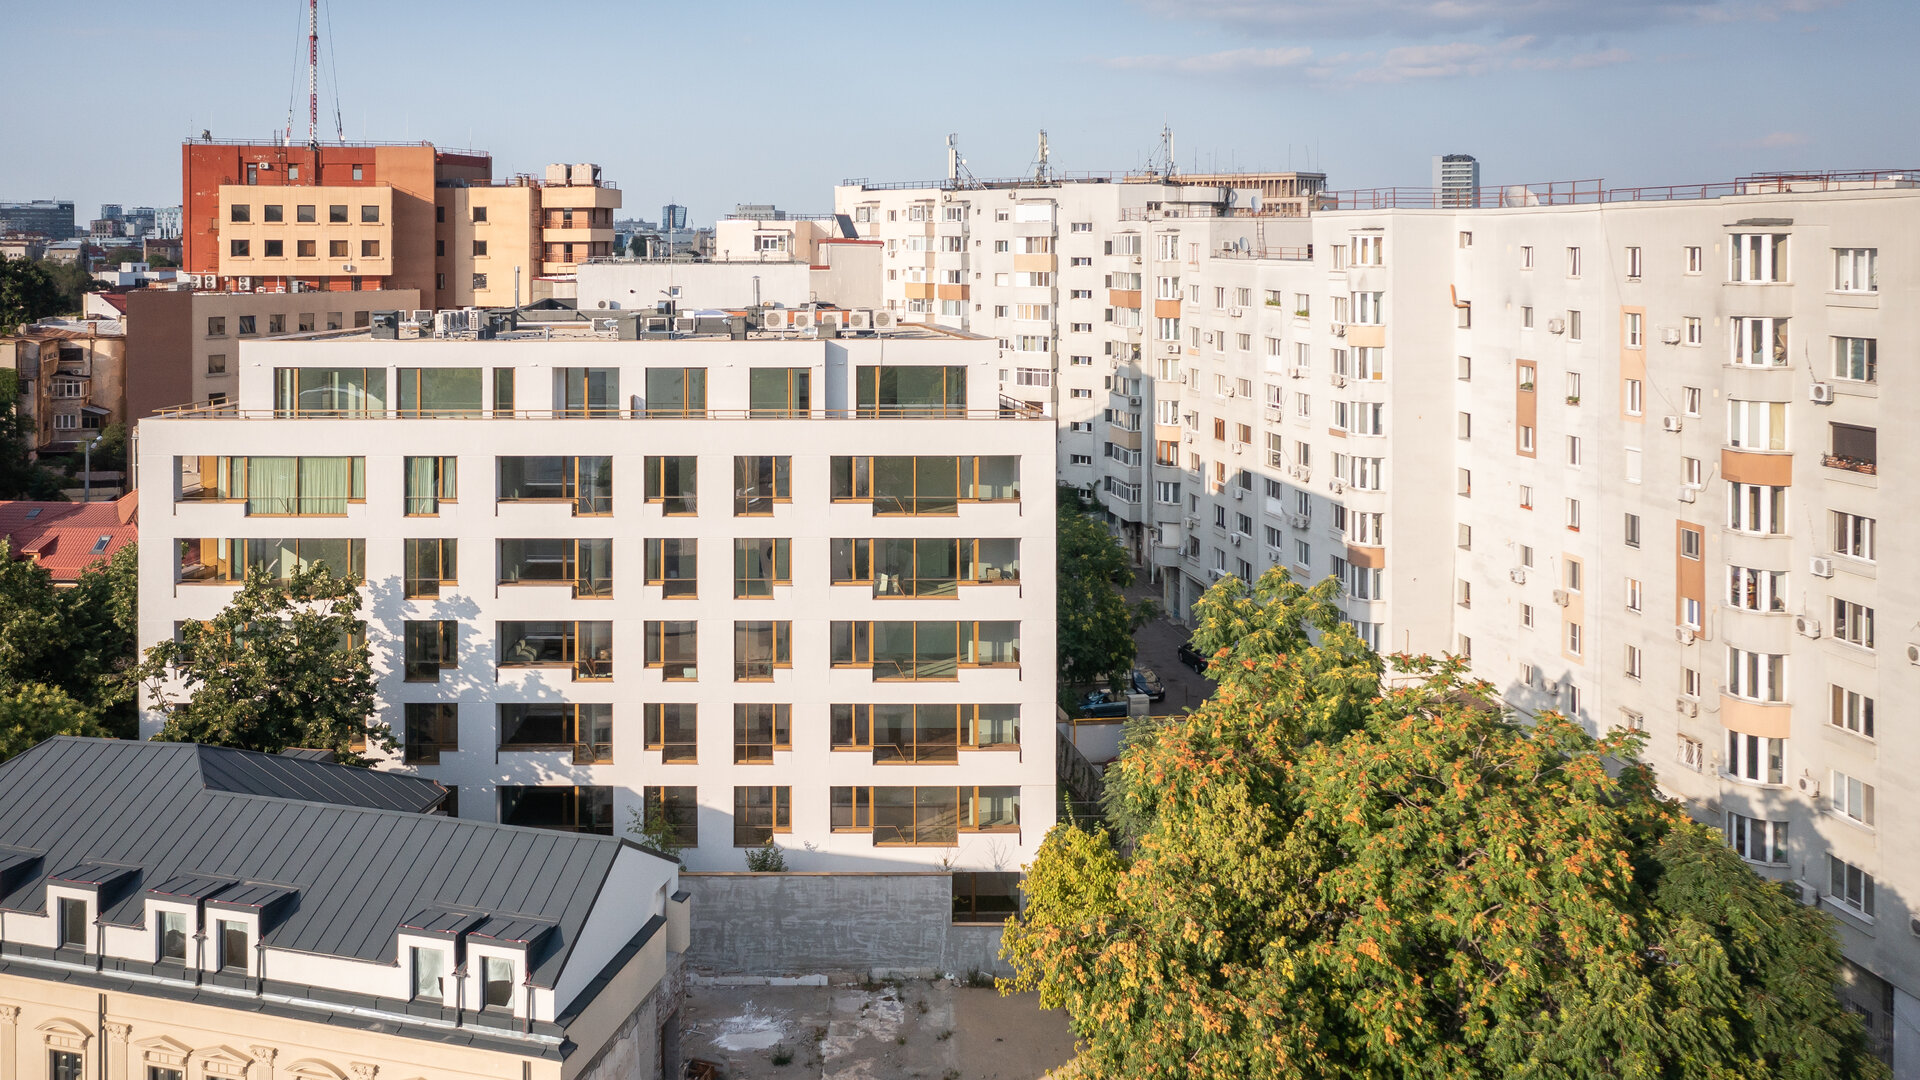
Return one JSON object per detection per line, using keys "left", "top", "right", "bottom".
{"left": 1433, "top": 154, "right": 1481, "bottom": 208}
{"left": 136, "top": 318, "right": 1057, "bottom": 884}
{"left": 845, "top": 162, "right": 1917, "bottom": 1064}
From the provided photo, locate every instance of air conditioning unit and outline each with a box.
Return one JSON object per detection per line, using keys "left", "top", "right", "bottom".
{"left": 1542, "top": 682, "right": 1562, "bottom": 698}
{"left": 1552, "top": 589, "right": 1571, "bottom": 607}
{"left": 873, "top": 310, "right": 899, "bottom": 328}
{"left": 1224, "top": 386, "right": 1237, "bottom": 398}
{"left": 1676, "top": 697, "right": 1698, "bottom": 718}
{"left": 1267, "top": 547, "right": 1284, "bottom": 563}
{"left": 1178, "top": 373, "right": 1189, "bottom": 384}
{"left": 1675, "top": 627, "right": 1696, "bottom": 645}
{"left": 1229, "top": 307, "right": 1244, "bottom": 318}
{"left": 1798, "top": 774, "right": 1821, "bottom": 797}
{"left": 1677, "top": 487, "right": 1696, "bottom": 503}
{"left": 1127, "top": 396, "right": 1141, "bottom": 407}
{"left": 1809, "top": 382, "right": 1834, "bottom": 404}
{"left": 1547, "top": 317, "right": 1566, "bottom": 334}
{"left": 409, "top": 309, "right": 431, "bottom": 326}
{"left": 1287, "top": 513, "right": 1310, "bottom": 529}
{"left": 1660, "top": 327, "right": 1682, "bottom": 345}
{"left": 1230, "top": 535, "right": 1243, "bottom": 547}
{"left": 1232, "top": 487, "right": 1245, "bottom": 500}
{"left": 1203, "top": 332, "right": 1215, "bottom": 345}
{"left": 1184, "top": 516, "right": 1199, "bottom": 529}
{"left": 591, "top": 318, "right": 618, "bottom": 333}
{"left": 1288, "top": 366, "right": 1307, "bottom": 379}
{"left": 1794, "top": 881, "right": 1820, "bottom": 907}
{"left": 791, "top": 311, "right": 815, "bottom": 330}
{"left": 1182, "top": 431, "right": 1194, "bottom": 443}
{"left": 1232, "top": 442, "right": 1245, "bottom": 456}
{"left": 1794, "top": 615, "right": 1821, "bottom": 639}
{"left": 1809, "top": 556, "right": 1834, "bottom": 578}
{"left": 1328, "top": 479, "right": 1347, "bottom": 494}
{"left": 1331, "top": 323, "right": 1347, "bottom": 337}
{"left": 1661, "top": 415, "right": 1682, "bottom": 432}
{"left": 849, "top": 309, "right": 874, "bottom": 330}
{"left": 1330, "top": 373, "right": 1348, "bottom": 387}
{"left": 1907, "top": 643, "right": 1920, "bottom": 666}
{"left": 1509, "top": 568, "right": 1527, "bottom": 584}
{"left": 1208, "top": 568, "right": 1227, "bottom": 581}
{"left": 763, "top": 308, "right": 791, "bottom": 330}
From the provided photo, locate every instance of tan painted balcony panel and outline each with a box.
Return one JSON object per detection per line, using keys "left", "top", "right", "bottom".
{"left": 539, "top": 187, "right": 623, "bottom": 210}
{"left": 1720, "top": 695, "right": 1790, "bottom": 739}
{"left": 1346, "top": 544, "right": 1385, "bottom": 568}
{"left": 936, "top": 284, "right": 969, "bottom": 301}
{"left": 1012, "top": 254, "right": 1056, "bottom": 274}
{"left": 904, "top": 282, "right": 936, "bottom": 300}
{"left": 541, "top": 227, "right": 609, "bottom": 243}
{"left": 1109, "top": 289, "right": 1142, "bottom": 309}
{"left": 1721, "top": 449, "right": 1793, "bottom": 486}
{"left": 1153, "top": 299, "right": 1182, "bottom": 319}
{"left": 1345, "top": 324, "right": 1385, "bottom": 349}
{"left": 1108, "top": 427, "right": 1142, "bottom": 451}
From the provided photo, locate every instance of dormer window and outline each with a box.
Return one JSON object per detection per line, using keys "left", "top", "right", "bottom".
{"left": 410, "top": 946, "right": 447, "bottom": 1001}
{"left": 218, "top": 919, "right": 248, "bottom": 972}
{"left": 57, "top": 897, "right": 87, "bottom": 949}
{"left": 481, "top": 955, "right": 514, "bottom": 1008}
{"left": 158, "top": 910, "right": 189, "bottom": 962}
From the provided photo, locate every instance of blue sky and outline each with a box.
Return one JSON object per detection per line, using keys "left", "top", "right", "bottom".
{"left": 2, "top": 0, "right": 1911, "bottom": 225}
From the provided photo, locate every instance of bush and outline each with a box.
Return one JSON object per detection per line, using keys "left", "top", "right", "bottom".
{"left": 744, "top": 842, "right": 788, "bottom": 872}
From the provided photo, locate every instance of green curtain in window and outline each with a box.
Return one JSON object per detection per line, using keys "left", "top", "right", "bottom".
{"left": 247, "top": 458, "right": 297, "bottom": 515}
{"left": 299, "top": 457, "right": 353, "bottom": 515}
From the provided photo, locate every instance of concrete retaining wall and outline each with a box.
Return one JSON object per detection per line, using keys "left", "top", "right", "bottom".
{"left": 680, "top": 872, "right": 1012, "bottom": 979}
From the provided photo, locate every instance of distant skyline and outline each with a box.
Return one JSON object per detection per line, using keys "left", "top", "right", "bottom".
{"left": 2, "top": 0, "right": 1911, "bottom": 226}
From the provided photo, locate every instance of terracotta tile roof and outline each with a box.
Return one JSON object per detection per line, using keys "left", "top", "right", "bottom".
{"left": 0, "top": 492, "right": 137, "bottom": 581}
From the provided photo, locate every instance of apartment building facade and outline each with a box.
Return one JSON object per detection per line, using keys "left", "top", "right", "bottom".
{"left": 135, "top": 323, "right": 1056, "bottom": 886}
{"left": 832, "top": 172, "right": 1323, "bottom": 558}
{"left": 1076, "top": 175, "right": 1919, "bottom": 1066}
{"left": 0, "top": 736, "right": 689, "bottom": 1080}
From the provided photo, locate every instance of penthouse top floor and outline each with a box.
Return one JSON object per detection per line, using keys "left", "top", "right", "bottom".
{"left": 141, "top": 311, "right": 1042, "bottom": 424}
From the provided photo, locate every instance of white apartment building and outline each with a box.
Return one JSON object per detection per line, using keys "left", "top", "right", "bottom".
{"left": 135, "top": 318, "right": 1057, "bottom": 885}
{"left": 832, "top": 171, "right": 1324, "bottom": 559}
{"left": 1071, "top": 171, "right": 1919, "bottom": 1067}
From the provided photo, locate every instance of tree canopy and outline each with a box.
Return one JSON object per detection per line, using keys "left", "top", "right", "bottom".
{"left": 1006, "top": 567, "right": 1887, "bottom": 1080}
{"left": 0, "top": 540, "right": 138, "bottom": 760}
{"left": 0, "top": 255, "right": 63, "bottom": 334}
{"left": 134, "top": 562, "right": 390, "bottom": 762}
{"left": 1056, "top": 486, "right": 1154, "bottom": 697}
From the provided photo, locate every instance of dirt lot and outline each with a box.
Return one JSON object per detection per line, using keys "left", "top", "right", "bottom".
{"left": 681, "top": 978, "right": 1077, "bottom": 1080}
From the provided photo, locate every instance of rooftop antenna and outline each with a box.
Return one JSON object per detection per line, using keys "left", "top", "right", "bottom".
{"left": 306, "top": 0, "right": 320, "bottom": 150}
{"left": 1032, "top": 129, "right": 1052, "bottom": 184}
{"left": 945, "top": 133, "right": 977, "bottom": 191}
{"left": 1156, "top": 125, "right": 1177, "bottom": 180}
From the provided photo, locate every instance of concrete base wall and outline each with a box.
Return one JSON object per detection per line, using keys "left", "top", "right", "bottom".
{"left": 680, "top": 873, "right": 1011, "bottom": 979}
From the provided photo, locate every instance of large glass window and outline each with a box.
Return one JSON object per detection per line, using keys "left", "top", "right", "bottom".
{"left": 404, "top": 456, "right": 456, "bottom": 515}
{"left": 497, "top": 456, "right": 612, "bottom": 515}
{"left": 1726, "top": 400, "right": 1787, "bottom": 451}
{"left": 1828, "top": 855, "right": 1874, "bottom": 916}
{"left": 1726, "top": 647, "right": 1786, "bottom": 703}
{"left": 403, "top": 702, "right": 458, "bottom": 764}
{"left": 1725, "top": 813, "right": 1787, "bottom": 865}
{"left": 238, "top": 457, "right": 365, "bottom": 515}
{"left": 557, "top": 368, "right": 621, "bottom": 418}
{"left": 854, "top": 365, "right": 966, "bottom": 417}
{"left": 273, "top": 367, "right": 387, "bottom": 416}
{"left": 500, "top": 785, "right": 612, "bottom": 835}
{"left": 403, "top": 538, "right": 456, "bottom": 598}
{"left": 832, "top": 703, "right": 1018, "bottom": 755}
{"left": 1832, "top": 336, "right": 1876, "bottom": 383}
{"left": 51, "top": 1051, "right": 83, "bottom": 1080}
{"left": 403, "top": 621, "right": 456, "bottom": 681}
{"left": 1729, "top": 317, "right": 1789, "bottom": 367}
{"left": 411, "top": 945, "right": 447, "bottom": 1001}
{"left": 831, "top": 621, "right": 1019, "bottom": 679}
{"left": 497, "top": 621, "right": 613, "bottom": 680}
{"left": 733, "top": 703, "right": 791, "bottom": 762}
{"left": 733, "top": 538, "right": 790, "bottom": 597}
{"left": 643, "top": 786, "right": 698, "bottom": 847}
{"left": 217, "top": 538, "right": 365, "bottom": 583}
{"left": 732, "top": 621, "right": 791, "bottom": 681}
{"left": 497, "top": 537, "right": 613, "bottom": 597}
{"left": 952, "top": 872, "right": 1020, "bottom": 923}
{"left": 645, "top": 368, "right": 707, "bottom": 417}
{"left": 733, "top": 456, "right": 791, "bottom": 515}
{"left": 219, "top": 920, "right": 247, "bottom": 971}
{"left": 644, "top": 703, "right": 697, "bottom": 762}
{"left": 499, "top": 703, "right": 611, "bottom": 760}
{"left": 1726, "top": 483, "right": 1786, "bottom": 534}
{"left": 157, "top": 909, "right": 189, "bottom": 963}
{"left": 645, "top": 537, "right": 698, "bottom": 597}
{"left": 645, "top": 620, "right": 697, "bottom": 680}
{"left": 749, "top": 368, "right": 810, "bottom": 417}
{"left": 58, "top": 896, "right": 87, "bottom": 948}
{"left": 645, "top": 456, "right": 697, "bottom": 514}
{"left": 733, "top": 786, "right": 791, "bottom": 846}
{"left": 396, "top": 368, "right": 483, "bottom": 416}
{"left": 1728, "top": 233, "right": 1788, "bottom": 282}
{"left": 872, "top": 537, "right": 959, "bottom": 597}
{"left": 830, "top": 456, "right": 1019, "bottom": 513}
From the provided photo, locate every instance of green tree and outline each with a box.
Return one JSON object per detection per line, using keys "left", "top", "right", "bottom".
{"left": 52, "top": 543, "right": 139, "bottom": 737}
{"left": 144, "top": 249, "right": 178, "bottom": 269}
{"left": 0, "top": 682, "right": 102, "bottom": 761}
{"left": 133, "top": 562, "right": 389, "bottom": 762}
{"left": 102, "top": 246, "right": 144, "bottom": 266}
{"left": 0, "top": 255, "right": 61, "bottom": 334}
{"left": 1056, "top": 486, "right": 1154, "bottom": 698}
{"left": 0, "top": 370, "right": 67, "bottom": 500}
{"left": 627, "top": 234, "right": 647, "bottom": 257}
{"left": 1006, "top": 566, "right": 1887, "bottom": 1080}
{"left": 37, "top": 259, "right": 97, "bottom": 314}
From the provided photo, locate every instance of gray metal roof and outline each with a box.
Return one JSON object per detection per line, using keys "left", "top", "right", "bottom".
{"left": 0, "top": 738, "right": 632, "bottom": 987}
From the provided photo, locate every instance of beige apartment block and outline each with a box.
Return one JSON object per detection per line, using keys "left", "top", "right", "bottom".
{"left": 215, "top": 185, "right": 396, "bottom": 281}
{"left": 435, "top": 165, "right": 622, "bottom": 308}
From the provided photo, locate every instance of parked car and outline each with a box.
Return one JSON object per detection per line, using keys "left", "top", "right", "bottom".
{"left": 1128, "top": 666, "right": 1166, "bottom": 702}
{"left": 1079, "top": 690, "right": 1130, "bottom": 719}
{"left": 1177, "top": 640, "right": 1209, "bottom": 674}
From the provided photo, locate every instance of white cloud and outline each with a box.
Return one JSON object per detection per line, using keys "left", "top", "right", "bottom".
{"left": 1105, "top": 46, "right": 1314, "bottom": 74}
{"left": 1107, "top": 34, "right": 1631, "bottom": 83}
